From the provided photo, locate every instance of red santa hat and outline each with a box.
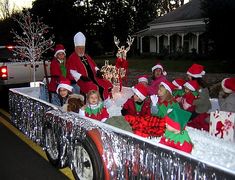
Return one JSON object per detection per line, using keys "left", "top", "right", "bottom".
{"left": 56, "top": 78, "right": 73, "bottom": 94}
{"left": 132, "top": 83, "right": 148, "bottom": 101}
{"left": 184, "top": 80, "right": 200, "bottom": 91}
{"left": 221, "top": 78, "right": 235, "bottom": 93}
{"left": 187, "top": 64, "right": 205, "bottom": 78}
{"left": 54, "top": 44, "right": 66, "bottom": 57}
{"left": 74, "top": 32, "right": 86, "bottom": 46}
{"left": 137, "top": 75, "right": 149, "bottom": 83}
{"left": 160, "top": 81, "right": 176, "bottom": 95}
{"left": 165, "top": 108, "right": 192, "bottom": 131}
{"left": 151, "top": 63, "right": 167, "bottom": 76}
{"left": 172, "top": 78, "right": 186, "bottom": 89}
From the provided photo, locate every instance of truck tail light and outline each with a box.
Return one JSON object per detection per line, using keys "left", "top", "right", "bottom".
{"left": 0, "top": 66, "right": 8, "bottom": 80}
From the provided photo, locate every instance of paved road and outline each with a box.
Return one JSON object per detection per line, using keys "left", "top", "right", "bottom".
{"left": 0, "top": 85, "right": 72, "bottom": 179}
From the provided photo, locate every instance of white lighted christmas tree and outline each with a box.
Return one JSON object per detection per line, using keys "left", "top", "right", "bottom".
{"left": 11, "top": 10, "right": 54, "bottom": 83}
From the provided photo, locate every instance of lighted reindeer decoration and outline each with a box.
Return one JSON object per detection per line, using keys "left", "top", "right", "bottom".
{"left": 114, "top": 35, "right": 134, "bottom": 91}
{"left": 100, "top": 60, "right": 119, "bottom": 84}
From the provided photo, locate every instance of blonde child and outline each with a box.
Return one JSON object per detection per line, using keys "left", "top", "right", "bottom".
{"left": 79, "top": 90, "right": 109, "bottom": 122}
{"left": 151, "top": 80, "right": 180, "bottom": 118}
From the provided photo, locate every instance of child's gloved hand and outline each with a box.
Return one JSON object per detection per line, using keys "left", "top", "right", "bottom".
{"left": 150, "top": 95, "right": 159, "bottom": 106}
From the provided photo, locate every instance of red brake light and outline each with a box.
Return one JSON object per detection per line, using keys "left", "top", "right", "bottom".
{"left": 0, "top": 66, "right": 8, "bottom": 80}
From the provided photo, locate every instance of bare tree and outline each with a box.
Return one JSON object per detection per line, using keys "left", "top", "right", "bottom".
{"left": 0, "top": 0, "right": 16, "bottom": 19}
{"left": 11, "top": 10, "right": 54, "bottom": 82}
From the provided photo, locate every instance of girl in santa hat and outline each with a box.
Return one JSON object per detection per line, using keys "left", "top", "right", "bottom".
{"left": 78, "top": 90, "right": 109, "bottom": 122}
{"left": 186, "top": 64, "right": 211, "bottom": 131}
{"left": 159, "top": 107, "right": 193, "bottom": 153}
{"left": 181, "top": 80, "right": 199, "bottom": 112}
{"left": 137, "top": 75, "right": 149, "bottom": 87}
{"left": 56, "top": 78, "right": 73, "bottom": 106}
{"left": 218, "top": 77, "right": 235, "bottom": 112}
{"left": 121, "top": 83, "right": 151, "bottom": 116}
{"left": 148, "top": 63, "right": 167, "bottom": 95}
{"left": 172, "top": 78, "right": 186, "bottom": 103}
{"left": 151, "top": 80, "right": 180, "bottom": 118}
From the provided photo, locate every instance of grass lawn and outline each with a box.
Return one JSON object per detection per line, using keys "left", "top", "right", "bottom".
{"left": 94, "top": 55, "right": 234, "bottom": 73}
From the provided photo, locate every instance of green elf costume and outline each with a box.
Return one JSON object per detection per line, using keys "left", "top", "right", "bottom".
{"left": 172, "top": 78, "right": 186, "bottom": 103}
{"left": 159, "top": 107, "right": 193, "bottom": 153}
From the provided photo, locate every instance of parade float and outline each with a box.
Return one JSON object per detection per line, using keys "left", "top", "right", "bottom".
{"left": 8, "top": 36, "right": 235, "bottom": 180}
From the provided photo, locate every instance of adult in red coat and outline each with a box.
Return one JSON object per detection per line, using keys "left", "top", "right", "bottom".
{"left": 66, "top": 32, "right": 113, "bottom": 100}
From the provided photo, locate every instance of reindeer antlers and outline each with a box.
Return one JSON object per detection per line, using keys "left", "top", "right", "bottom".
{"left": 114, "top": 36, "right": 120, "bottom": 49}
{"left": 114, "top": 35, "right": 134, "bottom": 50}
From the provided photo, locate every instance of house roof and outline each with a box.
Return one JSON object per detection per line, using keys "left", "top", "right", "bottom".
{"left": 135, "top": 0, "right": 206, "bottom": 36}
{"left": 149, "top": 0, "right": 204, "bottom": 25}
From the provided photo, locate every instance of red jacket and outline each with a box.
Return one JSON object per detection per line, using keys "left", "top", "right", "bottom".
{"left": 66, "top": 53, "right": 113, "bottom": 99}
{"left": 181, "top": 92, "right": 197, "bottom": 112}
{"left": 122, "top": 97, "right": 151, "bottom": 116}
{"left": 48, "top": 58, "right": 66, "bottom": 92}
{"left": 84, "top": 107, "right": 109, "bottom": 121}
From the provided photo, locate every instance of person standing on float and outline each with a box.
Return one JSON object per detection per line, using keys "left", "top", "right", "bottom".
{"left": 66, "top": 32, "right": 113, "bottom": 100}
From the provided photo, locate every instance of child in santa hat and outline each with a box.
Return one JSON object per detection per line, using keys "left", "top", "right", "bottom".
{"left": 186, "top": 64, "right": 211, "bottom": 131}
{"left": 218, "top": 77, "right": 235, "bottom": 112}
{"left": 78, "top": 90, "right": 109, "bottom": 122}
{"left": 151, "top": 80, "right": 180, "bottom": 118}
{"left": 172, "top": 78, "right": 186, "bottom": 103}
{"left": 181, "top": 80, "right": 199, "bottom": 112}
{"left": 159, "top": 107, "right": 193, "bottom": 153}
{"left": 137, "top": 75, "right": 149, "bottom": 87}
{"left": 148, "top": 63, "right": 167, "bottom": 95}
{"left": 47, "top": 44, "right": 74, "bottom": 104}
{"left": 121, "top": 83, "right": 151, "bottom": 116}
{"left": 56, "top": 78, "right": 73, "bottom": 106}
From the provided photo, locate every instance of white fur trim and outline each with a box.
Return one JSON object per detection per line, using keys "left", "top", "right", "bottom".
{"left": 54, "top": 49, "right": 66, "bottom": 57}
{"left": 56, "top": 83, "right": 73, "bottom": 94}
{"left": 95, "top": 67, "right": 99, "bottom": 72}
{"left": 186, "top": 70, "right": 205, "bottom": 78}
{"left": 132, "top": 87, "right": 146, "bottom": 101}
{"left": 160, "top": 82, "right": 172, "bottom": 95}
{"left": 152, "top": 64, "right": 163, "bottom": 72}
{"left": 184, "top": 82, "right": 195, "bottom": 91}
{"left": 74, "top": 32, "right": 86, "bottom": 46}
{"left": 68, "top": 94, "right": 84, "bottom": 102}
{"left": 138, "top": 77, "right": 148, "bottom": 83}
{"left": 172, "top": 80, "right": 182, "bottom": 89}
{"left": 221, "top": 78, "right": 233, "bottom": 94}
{"left": 182, "top": 98, "right": 191, "bottom": 110}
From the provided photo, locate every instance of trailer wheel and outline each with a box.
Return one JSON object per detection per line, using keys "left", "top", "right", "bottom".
{"left": 72, "top": 136, "right": 104, "bottom": 180}
{"left": 44, "top": 123, "right": 61, "bottom": 168}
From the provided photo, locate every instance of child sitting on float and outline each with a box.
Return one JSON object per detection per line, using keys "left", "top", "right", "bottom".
{"left": 137, "top": 75, "right": 149, "bottom": 87}
{"left": 55, "top": 78, "right": 73, "bottom": 106}
{"left": 78, "top": 90, "right": 109, "bottom": 122}
{"left": 159, "top": 107, "right": 193, "bottom": 153}
{"left": 148, "top": 63, "right": 167, "bottom": 95}
{"left": 151, "top": 80, "right": 180, "bottom": 118}
{"left": 172, "top": 78, "right": 186, "bottom": 103}
{"left": 121, "top": 83, "right": 151, "bottom": 116}
{"left": 181, "top": 80, "right": 199, "bottom": 112}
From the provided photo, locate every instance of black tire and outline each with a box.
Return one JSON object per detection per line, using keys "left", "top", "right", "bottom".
{"left": 44, "top": 122, "right": 67, "bottom": 168}
{"left": 72, "top": 135, "right": 104, "bottom": 180}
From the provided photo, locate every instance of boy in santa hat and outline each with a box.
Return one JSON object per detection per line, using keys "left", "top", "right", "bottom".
{"left": 56, "top": 78, "right": 73, "bottom": 106}
{"left": 148, "top": 63, "right": 167, "bottom": 95}
{"left": 181, "top": 80, "right": 199, "bottom": 112}
{"left": 151, "top": 80, "right": 180, "bottom": 118}
{"left": 218, "top": 77, "right": 235, "bottom": 112}
{"left": 66, "top": 32, "right": 113, "bottom": 101}
{"left": 121, "top": 83, "right": 151, "bottom": 116}
{"left": 159, "top": 107, "right": 193, "bottom": 153}
{"left": 172, "top": 78, "right": 186, "bottom": 103}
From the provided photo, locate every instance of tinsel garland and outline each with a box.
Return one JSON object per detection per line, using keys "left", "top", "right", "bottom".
{"left": 8, "top": 88, "right": 235, "bottom": 179}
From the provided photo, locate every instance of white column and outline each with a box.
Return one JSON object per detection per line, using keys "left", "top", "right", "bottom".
{"left": 180, "top": 33, "right": 185, "bottom": 48}
{"left": 150, "top": 37, "right": 156, "bottom": 53}
{"left": 137, "top": 36, "right": 139, "bottom": 50}
{"left": 167, "top": 34, "right": 171, "bottom": 53}
{"left": 156, "top": 35, "right": 160, "bottom": 54}
{"left": 196, "top": 32, "right": 199, "bottom": 53}
{"left": 140, "top": 37, "right": 143, "bottom": 54}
